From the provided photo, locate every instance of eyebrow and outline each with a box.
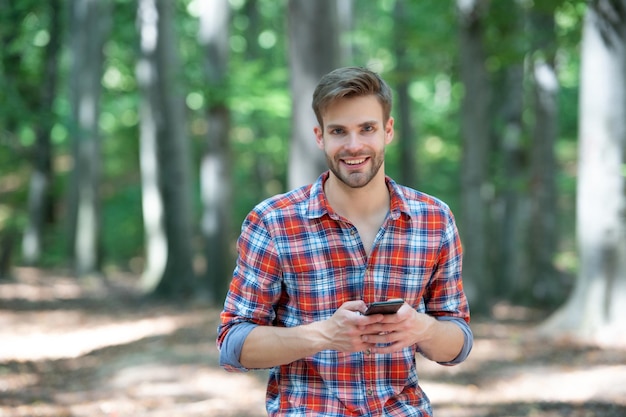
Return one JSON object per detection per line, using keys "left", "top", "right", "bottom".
{"left": 326, "top": 120, "right": 379, "bottom": 130}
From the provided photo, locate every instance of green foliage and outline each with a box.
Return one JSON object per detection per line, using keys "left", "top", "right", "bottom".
{"left": 224, "top": 59, "right": 291, "bottom": 222}
{"left": 102, "top": 183, "right": 144, "bottom": 262}
{"left": 0, "top": 0, "right": 584, "bottom": 295}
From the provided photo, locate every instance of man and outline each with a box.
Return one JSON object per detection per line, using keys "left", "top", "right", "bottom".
{"left": 217, "top": 67, "right": 472, "bottom": 416}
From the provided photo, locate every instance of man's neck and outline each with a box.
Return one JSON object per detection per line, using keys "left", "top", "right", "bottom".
{"left": 324, "top": 173, "right": 390, "bottom": 222}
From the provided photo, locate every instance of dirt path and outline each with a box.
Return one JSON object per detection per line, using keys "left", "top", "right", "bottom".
{"left": 1, "top": 268, "right": 625, "bottom": 417}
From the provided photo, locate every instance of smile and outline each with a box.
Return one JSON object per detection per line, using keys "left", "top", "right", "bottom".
{"left": 343, "top": 158, "right": 367, "bottom": 166}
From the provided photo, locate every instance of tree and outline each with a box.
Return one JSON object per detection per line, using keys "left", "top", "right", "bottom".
{"left": 489, "top": 1, "right": 529, "bottom": 301}
{"left": 67, "top": 0, "right": 111, "bottom": 276}
{"left": 337, "top": 0, "right": 354, "bottom": 64}
{"left": 197, "top": 0, "right": 232, "bottom": 300}
{"left": 287, "top": 0, "right": 341, "bottom": 189}
{"left": 136, "top": 0, "right": 166, "bottom": 291}
{"left": 0, "top": 0, "right": 56, "bottom": 276}
{"left": 393, "top": 0, "right": 419, "bottom": 189}
{"left": 136, "top": 0, "right": 195, "bottom": 297}
{"left": 456, "top": 0, "right": 492, "bottom": 310}
{"left": 492, "top": 1, "right": 562, "bottom": 305}
{"left": 22, "top": 0, "right": 62, "bottom": 265}
{"left": 541, "top": 0, "right": 626, "bottom": 346}
{"left": 527, "top": 3, "right": 561, "bottom": 305}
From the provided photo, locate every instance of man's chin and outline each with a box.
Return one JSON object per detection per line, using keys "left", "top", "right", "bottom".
{"left": 338, "top": 173, "right": 372, "bottom": 189}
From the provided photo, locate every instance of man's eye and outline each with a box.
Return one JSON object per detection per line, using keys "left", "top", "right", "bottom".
{"left": 363, "top": 125, "right": 374, "bottom": 132}
{"left": 331, "top": 128, "right": 344, "bottom": 135}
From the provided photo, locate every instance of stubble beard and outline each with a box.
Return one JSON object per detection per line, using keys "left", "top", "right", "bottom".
{"left": 326, "top": 152, "right": 385, "bottom": 189}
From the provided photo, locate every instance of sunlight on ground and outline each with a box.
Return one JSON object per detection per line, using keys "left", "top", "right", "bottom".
{"left": 2, "top": 269, "right": 626, "bottom": 417}
{"left": 0, "top": 267, "right": 106, "bottom": 301}
{"left": 61, "top": 366, "right": 267, "bottom": 417}
{"left": 417, "top": 326, "right": 626, "bottom": 409}
{"left": 0, "top": 268, "right": 204, "bottom": 361}
{"left": 0, "top": 372, "right": 38, "bottom": 392}
{"left": 0, "top": 268, "right": 269, "bottom": 417}
{"left": 421, "top": 362, "right": 626, "bottom": 406}
{"left": 0, "top": 277, "right": 83, "bottom": 301}
{"left": 0, "top": 315, "right": 196, "bottom": 361}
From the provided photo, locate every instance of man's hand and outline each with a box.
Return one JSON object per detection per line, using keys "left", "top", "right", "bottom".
{"left": 360, "top": 303, "right": 464, "bottom": 362}
{"left": 360, "top": 303, "right": 434, "bottom": 353}
{"left": 318, "top": 300, "right": 385, "bottom": 353}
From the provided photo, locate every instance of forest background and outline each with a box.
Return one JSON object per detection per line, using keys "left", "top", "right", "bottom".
{"left": 2, "top": 0, "right": 626, "bottom": 346}
{"left": 2, "top": 0, "right": 626, "bottom": 416}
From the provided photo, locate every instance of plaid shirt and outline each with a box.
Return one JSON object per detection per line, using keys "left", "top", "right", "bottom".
{"left": 217, "top": 172, "right": 469, "bottom": 416}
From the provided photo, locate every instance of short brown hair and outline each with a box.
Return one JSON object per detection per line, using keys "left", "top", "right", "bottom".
{"left": 312, "top": 67, "right": 393, "bottom": 128}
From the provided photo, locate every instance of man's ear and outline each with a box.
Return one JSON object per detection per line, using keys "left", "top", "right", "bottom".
{"left": 314, "top": 125, "right": 324, "bottom": 149}
{"left": 385, "top": 117, "right": 395, "bottom": 145}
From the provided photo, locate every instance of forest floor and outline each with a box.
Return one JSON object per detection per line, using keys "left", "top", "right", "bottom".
{"left": 1, "top": 268, "right": 626, "bottom": 417}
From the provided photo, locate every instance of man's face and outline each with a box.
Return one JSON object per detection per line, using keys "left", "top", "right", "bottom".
{"left": 314, "top": 95, "right": 394, "bottom": 189}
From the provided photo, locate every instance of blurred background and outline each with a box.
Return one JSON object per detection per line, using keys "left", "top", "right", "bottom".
{"left": 2, "top": 0, "right": 626, "bottom": 416}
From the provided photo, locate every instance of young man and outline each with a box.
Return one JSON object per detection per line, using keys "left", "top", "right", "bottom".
{"left": 217, "top": 67, "right": 472, "bottom": 416}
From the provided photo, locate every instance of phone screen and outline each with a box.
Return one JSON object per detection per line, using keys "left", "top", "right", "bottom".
{"left": 364, "top": 299, "right": 403, "bottom": 315}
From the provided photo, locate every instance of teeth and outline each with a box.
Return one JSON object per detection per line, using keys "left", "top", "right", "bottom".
{"left": 345, "top": 159, "right": 366, "bottom": 165}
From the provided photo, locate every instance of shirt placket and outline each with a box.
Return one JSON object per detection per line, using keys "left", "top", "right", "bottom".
{"left": 362, "top": 253, "right": 382, "bottom": 414}
{"left": 341, "top": 215, "right": 387, "bottom": 415}
{"left": 363, "top": 349, "right": 380, "bottom": 415}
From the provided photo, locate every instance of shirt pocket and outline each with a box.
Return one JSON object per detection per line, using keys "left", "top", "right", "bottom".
{"left": 281, "top": 267, "right": 364, "bottom": 324}
{"left": 374, "top": 265, "right": 429, "bottom": 311}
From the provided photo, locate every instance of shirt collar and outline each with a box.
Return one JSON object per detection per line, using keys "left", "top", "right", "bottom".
{"left": 306, "top": 171, "right": 412, "bottom": 220}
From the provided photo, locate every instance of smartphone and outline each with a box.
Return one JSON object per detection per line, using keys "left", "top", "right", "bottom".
{"left": 364, "top": 299, "right": 404, "bottom": 315}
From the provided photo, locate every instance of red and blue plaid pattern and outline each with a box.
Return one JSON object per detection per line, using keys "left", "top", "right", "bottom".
{"left": 218, "top": 171, "right": 469, "bottom": 416}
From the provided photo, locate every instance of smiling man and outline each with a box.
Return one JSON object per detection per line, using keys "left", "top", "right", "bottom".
{"left": 217, "top": 67, "right": 472, "bottom": 417}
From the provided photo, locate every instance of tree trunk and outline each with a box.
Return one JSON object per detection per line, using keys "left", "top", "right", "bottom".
{"left": 337, "top": 0, "right": 354, "bottom": 65}
{"left": 456, "top": 0, "right": 492, "bottom": 311}
{"left": 197, "top": 0, "right": 233, "bottom": 301}
{"left": 68, "top": 0, "right": 110, "bottom": 277}
{"left": 486, "top": 1, "right": 531, "bottom": 303}
{"left": 137, "top": 0, "right": 196, "bottom": 297}
{"left": 152, "top": 0, "right": 196, "bottom": 298}
{"left": 394, "top": 0, "right": 418, "bottom": 189}
{"left": 137, "top": 0, "right": 165, "bottom": 291}
{"left": 541, "top": 0, "right": 626, "bottom": 346}
{"left": 493, "top": 64, "right": 530, "bottom": 301}
{"left": 22, "top": 0, "right": 61, "bottom": 265}
{"left": 287, "top": 0, "right": 341, "bottom": 189}
{"left": 527, "top": 7, "right": 560, "bottom": 305}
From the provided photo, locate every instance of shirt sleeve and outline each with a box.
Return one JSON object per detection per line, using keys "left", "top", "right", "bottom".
{"left": 216, "top": 208, "right": 284, "bottom": 372}
{"left": 425, "top": 207, "right": 470, "bottom": 323}
{"left": 435, "top": 316, "right": 473, "bottom": 365}
{"left": 218, "top": 321, "right": 258, "bottom": 372}
{"left": 422, "top": 206, "right": 472, "bottom": 365}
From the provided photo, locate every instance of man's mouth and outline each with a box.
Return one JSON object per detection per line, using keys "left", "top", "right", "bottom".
{"left": 343, "top": 158, "right": 367, "bottom": 166}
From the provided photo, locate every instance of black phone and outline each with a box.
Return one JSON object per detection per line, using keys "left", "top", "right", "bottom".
{"left": 364, "top": 299, "right": 404, "bottom": 315}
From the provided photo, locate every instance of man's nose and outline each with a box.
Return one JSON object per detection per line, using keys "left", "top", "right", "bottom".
{"left": 345, "top": 132, "right": 362, "bottom": 150}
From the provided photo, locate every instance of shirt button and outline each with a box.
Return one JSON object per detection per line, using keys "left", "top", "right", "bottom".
{"left": 366, "top": 388, "right": 373, "bottom": 396}
{"left": 365, "top": 348, "right": 371, "bottom": 355}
